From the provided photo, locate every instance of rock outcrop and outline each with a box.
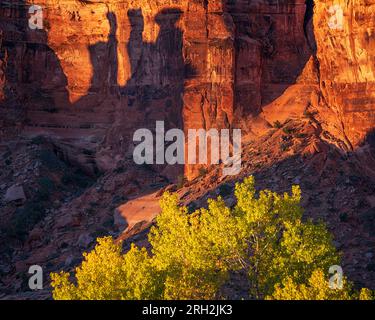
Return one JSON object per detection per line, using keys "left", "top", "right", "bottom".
{"left": 4, "top": 184, "right": 26, "bottom": 203}
{"left": 0, "top": 1, "right": 374, "bottom": 169}
{"left": 0, "top": 0, "right": 317, "bottom": 179}
{"left": 0, "top": 0, "right": 375, "bottom": 299}
{"left": 313, "top": 0, "right": 375, "bottom": 148}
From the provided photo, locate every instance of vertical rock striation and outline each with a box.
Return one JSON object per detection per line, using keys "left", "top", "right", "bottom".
{"left": 314, "top": 0, "right": 375, "bottom": 147}
{"left": 0, "top": 0, "right": 374, "bottom": 176}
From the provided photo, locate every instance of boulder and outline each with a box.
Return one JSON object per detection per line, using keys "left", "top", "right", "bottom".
{"left": 4, "top": 185, "right": 26, "bottom": 203}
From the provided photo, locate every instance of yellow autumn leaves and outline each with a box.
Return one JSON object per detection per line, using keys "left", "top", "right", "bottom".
{"left": 51, "top": 176, "right": 374, "bottom": 300}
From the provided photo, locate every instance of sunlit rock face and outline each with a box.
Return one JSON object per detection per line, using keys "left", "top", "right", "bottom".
{"left": 313, "top": 0, "right": 375, "bottom": 147}
{"left": 0, "top": 0, "right": 374, "bottom": 178}
{"left": 0, "top": 0, "right": 236, "bottom": 177}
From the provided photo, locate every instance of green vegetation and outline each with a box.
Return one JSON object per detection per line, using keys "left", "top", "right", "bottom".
{"left": 61, "top": 169, "right": 94, "bottom": 189}
{"left": 282, "top": 127, "right": 295, "bottom": 135}
{"left": 36, "top": 177, "right": 56, "bottom": 201}
{"left": 51, "top": 177, "right": 374, "bottom": 300}
{"left": 177, "top": 175, "right": 187, "bottom": 189}
{"left": 280, "top": 142, "right": 292, "bottom": 152}
{"left": 38, "top": 150, "right": 65, "bottom": 171}
{"left": 198, "top": 167, "right": 208, "bottom": 177}
{"left": 273, "top": 120, "right": 283, "bottom": 129}
{"left": 8, "top": 202, "right": 46, "bottom": 239}
{"left": 7, "top": 177, "right": 55, "bottom": 239}
{"left": 269, "top": 269, "right": 374, "bottom": 300}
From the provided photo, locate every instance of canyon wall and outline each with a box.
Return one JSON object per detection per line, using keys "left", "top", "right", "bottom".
{"left": 0, "top": 0, "right": 311, "bottom": 178}
{"left": 0, "top": 0, "right": 374, "bottom": 178}
{"left": 314, "top": 0, "right": 375, "bottom": 147}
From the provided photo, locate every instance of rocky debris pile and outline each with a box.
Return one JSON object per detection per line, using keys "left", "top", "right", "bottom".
{"left": 0, "top": 137, "right": 98, "bottom": 294}
{"left": 0, "top": 137, "right": 170, "bottom": 297}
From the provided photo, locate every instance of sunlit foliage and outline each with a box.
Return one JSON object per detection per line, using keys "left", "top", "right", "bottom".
{"left": 268, "top": 269, "right": 374, "bottom": 300}
{"left": 51, "top": 177, "right": 373, "bottom": 300}
{"left": 51, "top": 239, "right": 162, "bottom": 300}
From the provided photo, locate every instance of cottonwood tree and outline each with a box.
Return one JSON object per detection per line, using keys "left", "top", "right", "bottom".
{"left": 51, "top": 177, "right": 373, "bottom": 300}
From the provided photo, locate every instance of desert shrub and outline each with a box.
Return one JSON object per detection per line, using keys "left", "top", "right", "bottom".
{"left": 36, "top": 177, "right": 55, "bottom": 201}
{"left": 198, "top": 167, "right": 208, "bottom": 177}
{"left": 6, "top": 177, "right": 55, "bottom": 239}
{"left": 176, "top": 175, "right": 187, "bottom": 189}
{"left": 61, "top": 169, "right": 94, "bottom": 189}
{"left": 273, "top": 121, "right": 283, "bottom": 129}
{"left": 51, "top": 177, "right": 373, "bottom": 300}
{"left": 280, "top": 142, "right": 291, "bottom": 152}
{"left": 282, "top": 127, "right": 294, "bottom": 135}
{"left": 9, "top": 202, "right": 46, "bottom": 239}
{"left": 296, "top": 133, "right": 308, "bottom": 139}
{"left": 38, "top": 150, "right": 65, "bottom": 171}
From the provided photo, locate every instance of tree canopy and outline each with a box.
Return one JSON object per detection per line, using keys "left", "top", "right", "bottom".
{"left": 51, "top": 177, "right": 373, "bottom": 300}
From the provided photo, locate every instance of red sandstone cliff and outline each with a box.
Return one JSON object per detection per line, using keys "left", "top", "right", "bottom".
{"left": 314, "top": 0, "right": 375, "bottom": 147}
{"left": 0, "top": 0, "right": 314, "bottom": 178}
{"left": 0, "top": 0, "right": 375, "bottom": 298}
{"left": 1, "top": 1, "right": 373, "bottom": 173}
